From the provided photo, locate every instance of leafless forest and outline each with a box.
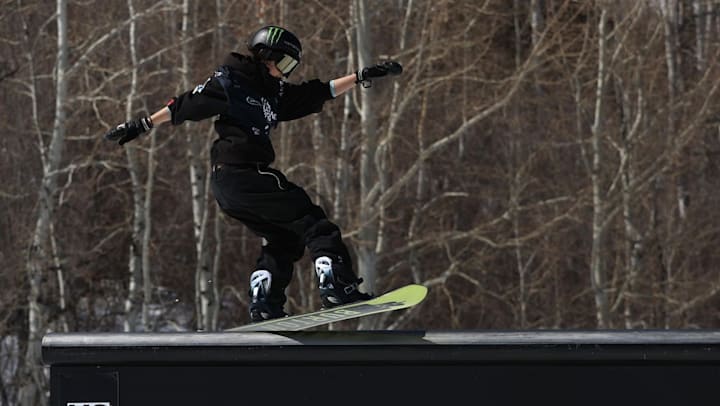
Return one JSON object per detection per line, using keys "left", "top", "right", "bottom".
{"left": 2, "top": 0, "right": 720, "bottom": 403}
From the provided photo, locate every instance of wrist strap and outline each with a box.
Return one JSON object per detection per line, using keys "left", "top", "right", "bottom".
{"left": 140, "top": 116, "right": 154, "bottom": 131}
{"left": 355, "top": 71, "right": 372, "bottom": 88}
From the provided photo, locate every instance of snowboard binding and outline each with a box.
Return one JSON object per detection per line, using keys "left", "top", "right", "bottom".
{"left": 249, "top": 270, "right": 287, "bottom": 322}
{"left": 314, "top": 256, "right": 372, "bottom": 308}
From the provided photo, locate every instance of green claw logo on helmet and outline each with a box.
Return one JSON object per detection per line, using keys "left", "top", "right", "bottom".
{"left": 266, "top": 27, "right": 285, "bottom": 46}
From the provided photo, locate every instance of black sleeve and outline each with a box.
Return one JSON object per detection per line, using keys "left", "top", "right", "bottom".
{"left": 166, "top": 76, "right": 228, "bottom": 125}
{"left": 277, "top": 79, "right": 334, "bottom": 122}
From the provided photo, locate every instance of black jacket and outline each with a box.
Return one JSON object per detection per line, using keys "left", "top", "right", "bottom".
{"left": 166, "top": 52, "right": 335, "bottom": 165}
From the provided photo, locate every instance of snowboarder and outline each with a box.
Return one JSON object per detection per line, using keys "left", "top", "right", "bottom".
{"left": 104, "top": 25, "right": 402, "bottom": 322}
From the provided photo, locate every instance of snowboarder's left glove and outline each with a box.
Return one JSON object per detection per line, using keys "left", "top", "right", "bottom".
{"left": 104, "top": 116, "right": 153, "bottom": 146}
{"left": 356, "top": 61, "right": 403, "bottom": 88}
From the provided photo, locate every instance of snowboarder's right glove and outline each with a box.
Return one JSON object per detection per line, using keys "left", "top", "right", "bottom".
{"left": 356, "top": 61, "right": 403, "bottom": 88}
{"left": 104, "top": 116, "right": 153, "bottom": 146}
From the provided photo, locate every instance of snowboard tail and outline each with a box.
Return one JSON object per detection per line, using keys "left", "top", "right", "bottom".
{"left": 227, "top": 284, "right": 427, "bottom": 332}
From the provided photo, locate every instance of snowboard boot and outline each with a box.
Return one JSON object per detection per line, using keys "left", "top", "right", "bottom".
{"left": 314, "top": 256, "right": 372, "bottom": 308}
{"left": 248, "top": 270, "right": 287, "bottom": 322}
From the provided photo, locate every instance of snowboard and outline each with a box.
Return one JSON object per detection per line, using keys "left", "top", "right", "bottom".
{"left": 227, "top": 284, "right": 427, "bottom": 332}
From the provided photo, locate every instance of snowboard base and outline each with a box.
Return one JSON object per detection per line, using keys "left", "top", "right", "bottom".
{"left": 227, "top": 284, "right": 427, "bottom": 332}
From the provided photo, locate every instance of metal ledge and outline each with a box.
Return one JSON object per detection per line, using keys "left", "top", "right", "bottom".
{"left": 42, "top": 330, "right": 720, "bottom": 365}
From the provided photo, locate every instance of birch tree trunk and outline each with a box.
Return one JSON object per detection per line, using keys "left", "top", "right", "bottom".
{"left": 332, "top": 112, "right": 351, "bottom": 225}
{"left": 180, "top": 0, "right": 215, "bottom": 331}
{"left": 333, "top": 31, "right": 354, "bottom": 225}
{"left": 312, "top": 117, "right": 328, "bottom": 199}
{"left": 354, "top": 0, "right": 379, "bottom": 295}
{"left": 614, "top": 72, "right": 644, "bottom": 329}
{"left": 659, "top": 0, "right": 684, "bottom": 328}
{"left": 408, "top": 87, "right": 429, "bottom": 286}
{"left": 21, "top": 0, "right": 68, "bottom": 403}
{"left": 693, "top": 0, "right": 708, "bottom": 72}
{"left": 49, "top": 222, "right": 69, "bottom": 333}
{"left": 19, "top": 6, "right": 49, "bottom": 401}
{"left": 513, "top": 0, "right": 546, "bottom": 328}
{"left": 589, "top": 6, "right": 610, "bottom": 328}
{"left": 375, "top": 0, "right": 416, "bottom": 260}
{"left": 205, "top": 0, "right": 227, "bottom": 332}
{"left": 123, "top": 0, "right": 147, "bottom": 332}
{"left": 404, "top": 30, "right": 433, "bottom": 293}
{"left": 530, "top": 0, "right": 545, "bottom": 48}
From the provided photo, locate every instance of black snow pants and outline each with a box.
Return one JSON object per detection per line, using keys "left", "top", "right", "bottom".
{"left": 210, "top": 162, "right": 355, "bottom": 306}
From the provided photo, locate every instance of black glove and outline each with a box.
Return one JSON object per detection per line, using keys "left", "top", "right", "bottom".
{"left": 356, "top": 61, "right": 403, "bottom": 88}
{"left": 104, "top": 116, "right": 153, "bottom": 145}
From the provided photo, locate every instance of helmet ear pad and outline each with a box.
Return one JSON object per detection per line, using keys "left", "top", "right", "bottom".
{"left": 254, "top": 47, "right": 274, "bottom": 62}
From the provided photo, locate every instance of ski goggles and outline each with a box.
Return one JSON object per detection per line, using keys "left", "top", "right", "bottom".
{"left": 269, "top": 51, "right": 299, "bottom": 76}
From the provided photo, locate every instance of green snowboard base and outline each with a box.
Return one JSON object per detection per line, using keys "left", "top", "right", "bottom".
{"left": 227, "top": 284, "right": 428, "bottom": 332}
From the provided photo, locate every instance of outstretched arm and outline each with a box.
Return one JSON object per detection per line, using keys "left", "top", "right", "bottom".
{"left": 104, "top": 74, "right": 227, "bottom": 145}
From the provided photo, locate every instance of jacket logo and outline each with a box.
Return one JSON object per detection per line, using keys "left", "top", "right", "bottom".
{"left": 261, "top": 97, "right": 277, "bottom": 123}
{"left": 192, "top": 77, "right": 211, "bottom": 94}
{"left": 245, "top": 96, "right": 262, "bottom": 107}
{"left": 245, "top": 96, "right": 276, "bottom": 127}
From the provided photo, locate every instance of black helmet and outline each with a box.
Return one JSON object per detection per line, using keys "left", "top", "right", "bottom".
{"left": 247, "top": 26, "right": 302, "bottom": 77}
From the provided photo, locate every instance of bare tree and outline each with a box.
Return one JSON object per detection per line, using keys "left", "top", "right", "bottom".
{"left": 21, "top": 0, "right": 68, "bottom": 402}
{"left": 122, "top": 0, "right": 155, "bottom": 333}
{"left": 353, "top": 0, "right": 380, "bottom": 297}
{"left": 177, "top": 0, "right": 219, "bottom": 331}
{"left": 588, "top": 4, "right": 610, "bottom": 328}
